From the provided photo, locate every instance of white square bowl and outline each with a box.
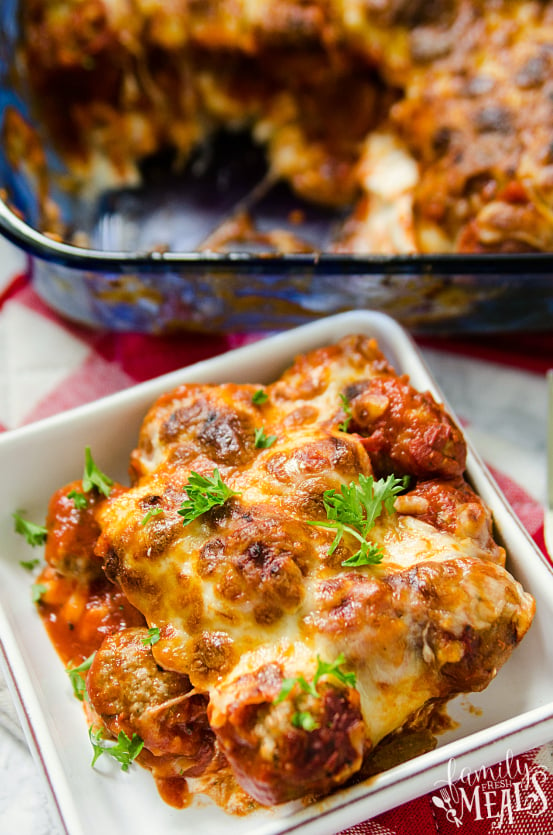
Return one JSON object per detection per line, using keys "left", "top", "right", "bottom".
{"left": 1, "top": 310, "right": 553, "bottom": 835}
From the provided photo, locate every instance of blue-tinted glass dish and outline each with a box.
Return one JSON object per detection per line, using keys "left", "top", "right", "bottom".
{"left": 1, "top": 2, "right": 552, "bottom": 334}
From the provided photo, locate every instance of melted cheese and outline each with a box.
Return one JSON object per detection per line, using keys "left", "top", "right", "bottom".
{"left": 91, "top": 334, "right": 534, "bottom": 806}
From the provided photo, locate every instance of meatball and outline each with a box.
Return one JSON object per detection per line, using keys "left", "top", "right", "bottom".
{"left": 346, "top": 376, "right": 466, "bottom": 479}
{"left": 87, "top": 627, "right": 214, "bottom": 773}
{"left": 44, "top": 479, "right": 106, "bottom": 582}
{"left": 208, "top": 659, "right": 365, "bottom": 805}
{"left": 394, "top": 477, "right": 505, "bottom": 563}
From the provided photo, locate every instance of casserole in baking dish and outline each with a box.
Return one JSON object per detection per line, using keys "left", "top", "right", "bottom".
{"left": 2, "top": 2, "right": 553, "bottom": 331}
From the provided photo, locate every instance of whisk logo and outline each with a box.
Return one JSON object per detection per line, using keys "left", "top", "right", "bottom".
{"left": 431, "top": 750, "right": 549, "bottom": 829}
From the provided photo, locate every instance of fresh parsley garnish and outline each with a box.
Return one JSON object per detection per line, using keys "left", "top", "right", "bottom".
{"left": 340, "top": 543, "right": 384, "bottom": 566}
{"left": 252, "top": 389, "right": 268, "bottom": 405}
{"left": 292, "top": 711, "right": 319, "bottom": 731}
{"left": 254, "top": 427, "right": 277, "bottom": 449}
{"left": 140, "top": 506, "right": 163, "bottom": 526}
{"left": 19, "top": 558, "right": 40, "bottom": 571}
{"left": 178, "top": 469, "right": 240, "bottom": 526}
{"left": 31, "top": 583, "right": 48, "bottom": 603}
{"left": 275, "top": 674, "right": 317, "bottom": 703}
{"left": 68, "top": 489, "right": 88, "bottom": 509}
{"left": 309, "top": 473, "right": 408, "bottom": 566}
{"left": 141, "top": 627, "right": 161, "bottom": 646}
{"left": 82, "top": 447, "right": 113, "bottom": 497}
{"left": 338, "top": 393, "right": 352, "bottom": 432}
{"left": 314, "top": 654, "right": 357, "bottom": 688}
{"left": 13, "top": 513, "right": 47, "bottom": 547}
{"left": 66, "top": 652, "right": 96, "bottom": 702}
{"left": 274, "top": 653, "right": 356, "bottom": 710}
{"left": 89, "top": 727, "right": 144, "bottom": 771}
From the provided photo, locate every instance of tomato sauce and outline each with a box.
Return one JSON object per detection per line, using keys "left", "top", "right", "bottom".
{"left": 37, "top": 479, "right": 144, "bottom": 667}
{"left": 37, "top": 567, "right": 145, "bottom": 666}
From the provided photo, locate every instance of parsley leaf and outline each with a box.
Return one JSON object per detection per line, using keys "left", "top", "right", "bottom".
{"left": 178, "top": 469, "right": 240, "bottom": 526}
{"left": 140, "top": 506, "right": 163, "bottom": 526}
{"left": 89, "top": 727, "right": 144, "bottom": 771}
{"left": 82, "top": 447, "right": 113, "bottom": 497}
{"left": 252, "top": 389, "right": 268, "bottom": 405}
{"left": 13, "top": 513, "right": 47, "bottom": 547}
{"left": 31, "top": 583, "right": 48, "bottom": 603}
{"left": 273, "top": 677, "right": 296, "bottom": 704}
{"left": 141, "top": 627, "right": 161, "bottom": 646}
{"left": 309, "top": 473, "right": 408, "bottom": 566}
{"left": 314, "top": 653, "right": 357, "bottom": 688}
{"left": 68, "top": 489, "right": 88, "bottom": 509}
{"left": 274, "top": 675, "right": 317, "bottom": 704}
{"left": 254, "top": 427, "right": 277, "bottom": 449}
{"left": 274, "top": 653, "right": 356, "bottom": 711}
{"left": 66, "top": 652, "right": 96, "bottom": 702}
{"left": 19, "top": 558, "right": 40, "bottom": 571}
{"left": 338, "top": 393, "right": 352, "bottom": 432}
{"left": 341, "top": 542, "right": 385, "bottom": 566}
{"left": 292, "top": 711, "right": 319, "bottom": 731}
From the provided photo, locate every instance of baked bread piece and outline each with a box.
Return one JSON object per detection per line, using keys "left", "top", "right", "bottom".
{"left": 29, "top": 334, "right": 533, "bottom": 809}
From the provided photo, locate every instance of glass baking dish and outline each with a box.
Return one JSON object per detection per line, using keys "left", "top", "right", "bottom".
{"left": 1, "top": 2, "right": 553, "bottom": 335}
